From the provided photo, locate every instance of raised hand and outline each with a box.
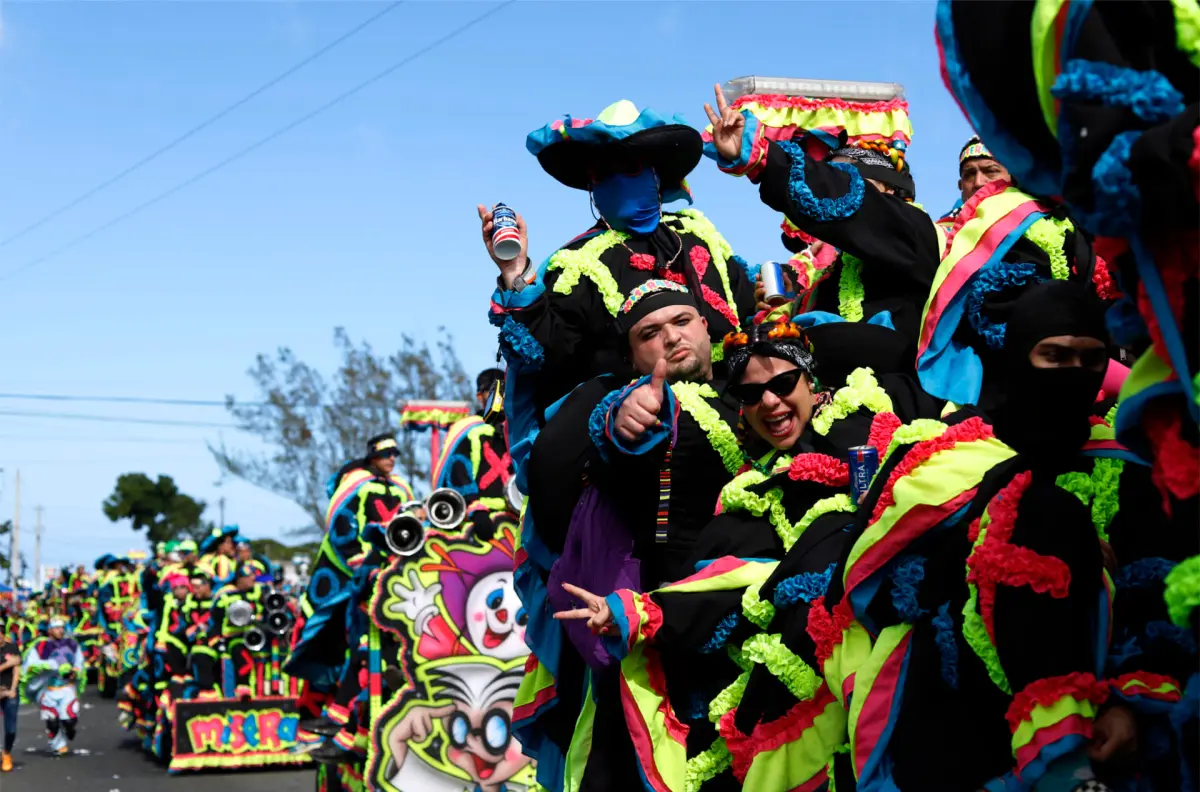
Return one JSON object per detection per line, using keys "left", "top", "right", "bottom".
{"left": 703, "top": 82, "right": 746, "bottom": 162}
{"left": 394, "top": 703, "right": 458, "bottom": 743}
{"left": 553, "top": 582, "right": 614, "bottom": 635}
{"left": 614, "top": 358, "right": 667, "bottom": 442}
{"left": 385, "top": 569, "right": 443, "bottom": 635}
{"left": 477, "top": 203, "right": 529, "bottom": 287}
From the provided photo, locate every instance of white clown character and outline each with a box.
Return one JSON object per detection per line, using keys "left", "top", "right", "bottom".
{"left": 386, "top": 661, "right": 531, "bottom": 792}
{"left": 22, "top": 617, "right": 85, "bottom": 755}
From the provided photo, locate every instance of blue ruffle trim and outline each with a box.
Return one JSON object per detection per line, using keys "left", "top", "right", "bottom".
{"left": 699, "top": 610, "right": 740, "bottom": 654}
{"left": 1106, "top": 293, "right": 1148, "bottom": 348}
{"left": 965, "top": 260, "right": 1043, "bottom": 349}
{"left": 1053, "top": 60, "right": 1186, "bottom": 125}
{"left": 776, "top": 140, "right": 865, "bottom": 223}
{"left": 773, "top": 563, "right": 836, "bottom": 608}
{"left": 588, "top": 387, "right": 626, "bottom": 464}
{"left": 933, "top": 601, "right": 959, "bottom": 691}
{"left": 1114, "top": 557, "right": 1176, "bottom": 590}
{"left": 1145, "top": 620, "right": 1198, "bottom": 655}
{"left": 890, "top": 555, "right": 927, "bottom": 622}
{"left": 732, "top": 254, "right": 759, "bottom": 284}
{"left": 500, "top": 315, "right": 545, "bottom": 368}
{"left": 683, "top": 691, "right": 709, "bottom": 721}
{"left": 1075, "top": 130, "right": 1143, "bottom": 239}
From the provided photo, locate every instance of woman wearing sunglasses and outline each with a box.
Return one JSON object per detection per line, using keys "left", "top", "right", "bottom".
{"left": 554, "top": 320, "right": 943, "bottom": 790}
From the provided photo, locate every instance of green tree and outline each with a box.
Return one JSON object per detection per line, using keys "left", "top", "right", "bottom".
{"left": 102, "top": 474, "right": 210, "bottom": 546}
{"left": 211, "top": 328, "right": 472, "bottom": 538}
{"left": 0, "top": 520, "right": 11, "bottom": 572}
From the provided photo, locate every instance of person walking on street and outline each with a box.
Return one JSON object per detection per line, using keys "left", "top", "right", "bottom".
{"left": 0, "top": 627, "right": 21, "bottom": 771}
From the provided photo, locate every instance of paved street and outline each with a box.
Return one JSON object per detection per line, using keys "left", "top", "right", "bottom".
{"left": 3, "top": 690, "right": 314, "bottom": 792}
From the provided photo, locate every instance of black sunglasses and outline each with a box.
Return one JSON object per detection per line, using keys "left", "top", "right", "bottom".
{"left": 728, "top": 369, "right": 804, "bottom": 406}
{"left": 447, "top": 708, "right": 511, "bottom": 755}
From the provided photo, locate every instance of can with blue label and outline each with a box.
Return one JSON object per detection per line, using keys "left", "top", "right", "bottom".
{"left": 760, "top": 261, "right": 789, "bottom": 306}
{"left": 491, "top": 203, "right": 522, "bottom": 261}
{"left": 848, "top": 445, "right": 879, "bottom": 502}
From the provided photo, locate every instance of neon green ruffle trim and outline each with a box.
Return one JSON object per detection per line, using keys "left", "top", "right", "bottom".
{"left": 674, "top": 382, "right": 743, "bottom": 475}
{"left": 686, "top": 737, "right": 733, "bottom": 792}
{"left": 883, "top": 418, "right": 948, "bottom": 465}
{"left": 709, "top": 670, "right": 751, "bottom": 724}
{"left": 742, "top": 580, "right": 775, "bottom": 630}
{"left": 740, "top": 633, "right": 821, "bottom": 702}
{"left": 547, "top": 231, "right": 628, "bottom": 316}
{"left": 1024, "top": 215, "right": 1073, "bottom": 281}
{"left": 1165, "top": 555, "right": 1200, "bottom": 628}
{"left": 1170, "top": 0, "right": 1200, "bottom": 67}
{"left": 719, "top": 470, "right": 795, "bottom": 550}
{"left": 1055, "top": 457, "right": 1124, "bottom": 542}
{"left": 838, "top": 254, "right": 865, "bottom": 323}
{"left": 812, "top": 368, "right": 893, "bottom": 437}
{"left": 788, "top": 494, "right": 856, "bottom": 551}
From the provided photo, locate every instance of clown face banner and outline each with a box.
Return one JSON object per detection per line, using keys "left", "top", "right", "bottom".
{"left": 367, "top": 527, "right": 536, "bottom": 792}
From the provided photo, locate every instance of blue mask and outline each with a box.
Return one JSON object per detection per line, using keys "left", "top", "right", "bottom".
{"left": 591, "top": 168, "right": 661, "bottom": 234}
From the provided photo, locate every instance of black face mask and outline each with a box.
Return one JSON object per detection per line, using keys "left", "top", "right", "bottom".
{"left": 991, "top": 364, "right": 1104, "bottom": 459}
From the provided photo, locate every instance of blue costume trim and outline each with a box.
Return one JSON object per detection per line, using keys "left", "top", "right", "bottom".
{"left": 773, "top": 563, "right": 836, "bottom": 608}
{"left": 699, "top": 610, "right": 741, "bottom": 654}
{"left": 965, "top": 260, "right": 1043, "bottom": 350}
{"left": 1114, "top": 557, "right": 1176, "bottom": 590}
{"left": 793, "top": 310, "right": 895, "bottom": 330}
{"left": 1106, "top": 293, "right": 1147, "bottom": 348}
{"left": 932, "top": 602, "right": 959, "bottom": 691}
{"left": 776, "top": 140, "right": 865, "bottom": 222}
{"left": 602, "top": 592, "right": 633, "bottom": 662}
{"left": 730, "top": 254, "right": 758, "bottom": 284}
{"left": 500, "top": 315, "right": 546, "bottom": 367}
{"left": 1145, "top": 620, "right": 1198, "bottom": 655}
{"left": 1053, "top": 60, "right": 1185, "bottom": 125}
{"left": 916, "top": 210, "right": 1044, "bottom": 404}
{"left": 890, "top": 555, "right": 927, "bottom": 622}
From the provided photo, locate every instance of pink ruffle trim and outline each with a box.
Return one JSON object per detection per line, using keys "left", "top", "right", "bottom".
{"left": 1143, "top": 403, "right": 1200, "bottom": 510}
{"left": 867, "top": 412, "right": 903, "bottom": 455}
{"left": 870, "top": 417, "right": 994, "bottom": 524}
{"left": 787, "top": 453, "right": 850, "bottom": 486}
{"left": 1190, "top": 123, "right": 1200, "bottom": 202}
{"left": 1090, "top": 255, "right": 1121, "bottom": 301}
{"left": 690, "top": 245, "right": 711, "bottom": 279}
{"left": 630, "top": 252, "right": 656, "bottom": 271}
{"left": 1005, "top": 672, "right": 1110, "bottom": 733}
{"left": 807, "top": 595, "right": 855, "bottom": 663}
{"left": 1109, "top": 671, "right": 1182, "bottom": 702}
{"left": 719, "top": 684, "right": 838, "bottom": 782}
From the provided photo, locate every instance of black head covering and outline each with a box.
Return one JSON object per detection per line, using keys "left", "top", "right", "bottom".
{"left": 366, "top": 432, "right": 400, "bottom": 460}
{"left": 476, "top": 368, "right": 505, "bottom": 394}
{"left": 723, "top": 321, "right": 816, "bottom": 388}
{"left": 990, "top": 280, "right": 1109, "bottom": 459}
{"left": 617, "top": 280, "right": 698, "bottom": 334}
{"left": 828, "top": 132, "right": 916, "bottom": 197}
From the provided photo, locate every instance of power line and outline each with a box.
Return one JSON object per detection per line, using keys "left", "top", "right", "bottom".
{"left": 0, "top": 434, "right": 204, "bottom": 444}
{"left": 0, "top": 409, "right": 237, "bottom": 429}
{"left": 0, "top": 1, "right": 404, "bottom": 250}
{"left": 0, "top": 392, "right": 237, "bottom": 407}
{"left": 0, "top": 0, "right": 516, "bottom": 282}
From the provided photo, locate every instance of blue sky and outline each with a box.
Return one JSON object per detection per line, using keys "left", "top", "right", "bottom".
{"left": 0, "top": 1, "right": 973, "bottom": 575}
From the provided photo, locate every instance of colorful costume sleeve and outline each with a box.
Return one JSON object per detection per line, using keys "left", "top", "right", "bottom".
{"left": 589, "top": 375, "right": 675, "bottom": 461}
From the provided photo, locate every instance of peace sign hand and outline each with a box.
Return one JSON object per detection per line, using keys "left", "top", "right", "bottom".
{"left": 553, "top": 583, "right": 615, "bottom": 635}
{"left": 704, "top": 83, "right": 745, "bottom": 162}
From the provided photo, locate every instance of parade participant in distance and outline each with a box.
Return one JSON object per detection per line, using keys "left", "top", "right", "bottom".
{"left": 198, "top": 525, "right": 240, "bottom": 590}
{"left": 0, "top": 626, "right": 20, "bottom": 772}
{"left": 21, "top": 617, "right": 85, "bottom": 756}
{"left": 433, "top": 368, "right": 516, "bottom": 542}
{"left": 184, "top": 570, "right": 220, "bottom": 698}
{"left": 287, "top": 432, "right": 415, "bottom": 734}
{"left": 208, "top": 563, "right": 265, "bottom": 699}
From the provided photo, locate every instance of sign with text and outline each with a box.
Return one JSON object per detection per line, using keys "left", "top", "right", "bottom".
{"left": 169, "top": 696, "right": 312, "bottom": 773}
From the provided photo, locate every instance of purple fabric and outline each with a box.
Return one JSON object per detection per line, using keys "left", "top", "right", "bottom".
{"left": 547, "top": 485, "right": 642, "bottom": 670}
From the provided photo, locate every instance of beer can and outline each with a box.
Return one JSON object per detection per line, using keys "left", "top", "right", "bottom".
{"left": 491, "top": 203, "right": 522, "bottom": 261}
{"left": 847, "top": 445, "right": 879, "bottom": 502}
{"left": 760, "top": 261, "right": 788, "bottom": 306}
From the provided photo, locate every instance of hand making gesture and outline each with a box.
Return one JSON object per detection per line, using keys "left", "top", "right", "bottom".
{"left": 704, "top": 83, "right": 745, "bottom": 162}
{"left": 553, "top": 582, "right": 614, "bottom": 635}
{"left": 614, "top": 359, "right": 667, "bottom": 442}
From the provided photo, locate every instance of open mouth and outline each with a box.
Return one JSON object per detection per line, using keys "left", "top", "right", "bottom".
{"left": 472, "top": 753, "right": 498, "bottom": 779}
{"left": 761, "top": 412, "right": 795, "bottom": 439}
{"left": 482, "top": 626, "right": 509, "bottom": 649}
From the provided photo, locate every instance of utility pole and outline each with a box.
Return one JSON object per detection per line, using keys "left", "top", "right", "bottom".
{"left": 34, "top": 505, "right": 43, "bottom": 590}
{"left": 219, "top": 497, "right": 226, "bottom": 528}
{"left": 9, "top": 470, "right": 19, "bottom": 589}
